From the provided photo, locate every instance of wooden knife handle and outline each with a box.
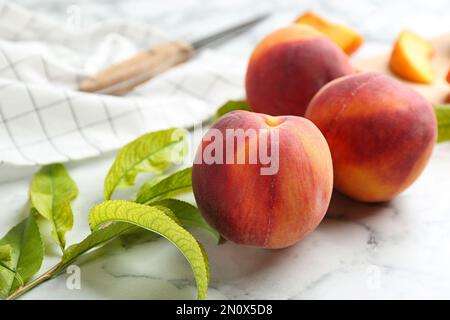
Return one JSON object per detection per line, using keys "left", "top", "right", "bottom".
{"left": 79, "top": 40, "right": 194, "bottom": 95}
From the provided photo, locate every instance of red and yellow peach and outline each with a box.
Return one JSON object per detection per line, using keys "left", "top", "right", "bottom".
{"left": 245, "top": 24, "right": 353, "bottom": 117}
{"left": 305, "top": 72, "right": 437, "bottom": 202}
{"left": 192, "top": 110, "right": 333, "bottom": 248}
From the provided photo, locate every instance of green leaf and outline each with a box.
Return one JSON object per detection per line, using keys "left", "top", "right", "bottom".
{"left": 0, "top": 244, "right": 15, "bottom": 277}
{"left": 0, "top": 215, "right": 44, "bottom": 297}
{"left": 0, "top": 245, "right": 12, "bottom": 263}
{"left": 30, "top": 164, "right": 78, "bottom": 250}
{"left": 153, "top": 199, "right": 220, "bottom": 243}
{"left": 104, "top": 128, "right": 187, "bottom": 200}
{"left": 89, "top": 200, "right": 210, "bottom": 300}
{"left": 435, "top": 104, "right": 450, "bottom": 142}
{"left": 58, "top": 199, "right": 218, "bottom": 274}
{"left": 118, "top": 227, "right": 160, "bottom": 248}
{"left": 211, "top": 100, "right": 250, "bottom": 123}
{"left": 136, "top": 167, "right": 192, "bottom": 204}
{"left": 0, "top": 245, "right": 24, "bottom": 296}
{"left": 57, "top": 223, "right": 135, "bottom": 273}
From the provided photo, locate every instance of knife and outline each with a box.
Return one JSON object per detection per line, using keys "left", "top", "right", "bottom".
{"left": 79, "top": 13, "right": 268, "bottom": 96}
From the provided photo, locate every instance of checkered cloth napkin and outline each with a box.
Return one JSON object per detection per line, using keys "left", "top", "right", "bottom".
{"left": 0, "top": 2, "right": 245, "bottom": 174}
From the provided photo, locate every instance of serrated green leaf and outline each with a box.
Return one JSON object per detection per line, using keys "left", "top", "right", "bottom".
{"left": 30, "top": 164, "right": 78, "bottom": 250}
{"left": 89, "top": 200, "right": 209, "bottom": 300}
{"left": 0, "top": 215, "right": 44, "bottom": 297}
{"left": 435, "top": 104, "right": 450, "bottom": 142}
{"left": 118, "top": 227, "right": 159, "bottom": 248}
{"left": 104, "top": 128, "right": 187, "bottom": 200}
{"left": 211, "top": 100, "right": 250, "bottom": 123}
{"left": 136, "top": 167, "right": 192, "bottom": 204}
{"left": 58, "top": 199, "right": 218, "bottom": 274}
{"left": 153, "top": 199, "right": 220, "bottom": 243}
{"left": 198, "top": 243, "right": 210, "bottom": 285}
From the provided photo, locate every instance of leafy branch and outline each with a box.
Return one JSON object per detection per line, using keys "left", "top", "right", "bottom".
{"left": 0, "top": 128, "right": 217, "bottom": 300}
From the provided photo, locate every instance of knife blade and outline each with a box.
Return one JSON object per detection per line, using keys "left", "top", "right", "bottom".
{"left": 191, "top": 13, "right": 268, "bottom": 49}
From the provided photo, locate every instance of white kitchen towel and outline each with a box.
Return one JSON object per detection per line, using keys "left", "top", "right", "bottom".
{"left": 0, "top": 2, "right": 245, "bottom": 171}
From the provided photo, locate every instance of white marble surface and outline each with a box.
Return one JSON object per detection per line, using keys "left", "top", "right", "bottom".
{"left": 1, "top": 0, "right": 450, "bottom": 299}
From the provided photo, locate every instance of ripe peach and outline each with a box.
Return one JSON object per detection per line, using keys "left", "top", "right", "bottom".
{"left": 305, "top": 73, "right": 437, "bottom": 202}
{"left": 245, "top": 24, "right": 353, "bottom": 117}
{"left": 192, "top": 110, "right": 333, "bottom": 248}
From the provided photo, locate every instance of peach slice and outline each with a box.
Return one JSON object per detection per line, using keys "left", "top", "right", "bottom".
{"left": 294, "top": 11, "right": 363, "bottom": 55}
{"left": 389, "top": 31, "right": 435, "bottom": 84}
{"left": 447, "top": 68, "right": 450, "bottom": 84}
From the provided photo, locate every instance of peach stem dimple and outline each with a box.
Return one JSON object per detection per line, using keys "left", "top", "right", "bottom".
{"left": 265, "top": 116, "right": 285, "bottom": 127}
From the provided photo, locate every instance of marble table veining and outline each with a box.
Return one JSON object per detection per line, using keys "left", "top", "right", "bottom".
{"left": 1, "top": 0, "right": 450, "bottom": 299}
